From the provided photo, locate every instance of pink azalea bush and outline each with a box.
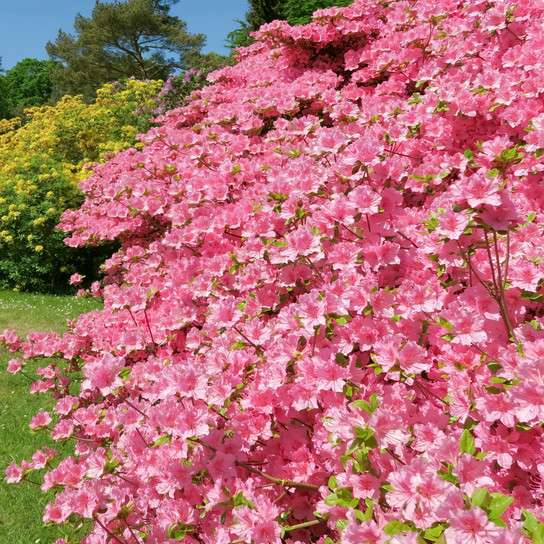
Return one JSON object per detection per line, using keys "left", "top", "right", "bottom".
{"left": 4, "top": 0, "right": 544, "bottom": 542}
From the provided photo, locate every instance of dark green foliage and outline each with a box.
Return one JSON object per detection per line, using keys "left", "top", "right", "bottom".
{"left": 2, "top": 59, "right": 56, "bottom": 119}
{"left": 46, "top": 0, "right": 205, "bottom": 99}
{"left": 226, "top": 19, "right": 254, "bottom": 51}
{"left": 285, "top": 0, "right": 355, "bottom": 25}
{"left": 0, "top": 76, "right": 9, "bottom": 120}
{"left": 0, "top": 59, "right": 9, "bottom": 119}
{"left": 246, "top": 0, "right": 287, "bottom": 30}
{"left": 227, "top": 0, "right": 287, "bottom": 51}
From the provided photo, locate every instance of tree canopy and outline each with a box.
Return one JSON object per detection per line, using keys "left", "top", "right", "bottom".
{"left": 245, "top": 0, "right": 287, "bottom": 31}
{"left": 2, "top": 58, "right": 56, "bottom": 118}
{"left": 46, "top": 0, "right": 206, "bottom": 99}
{"left": 0, "top": 59, "right": 9, "bottom": 119}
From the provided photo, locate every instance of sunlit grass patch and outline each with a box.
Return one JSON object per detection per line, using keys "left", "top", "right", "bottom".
{"left": 0, "top": 290, "right": 102, "bottom": 337}
{"left": 0, "top": 290, "right": 102, "bottom": 543}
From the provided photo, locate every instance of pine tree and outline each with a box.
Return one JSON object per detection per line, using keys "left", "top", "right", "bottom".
{"left": 46, "top": 0, "right": 205, "bottom": 99}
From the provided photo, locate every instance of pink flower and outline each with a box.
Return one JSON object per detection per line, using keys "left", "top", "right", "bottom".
{"left": 436, "top": 209, "right": 469, "bottom": 239}
{"left": 7, "top": 358, "right": 25, "bottom": 374}
{"left": 341, "top": 518, "right": 385, "bottom": 544}
{"left": 387, "top": 460, "right": 455, "bottom": 529}
{"left": 69, "top": 273, "right": 83, "bottom": 285}
{"left": 444, "top": 508, "right": 502, "bottom": 544}
{"left": 29, "top": 412, "right": 52, "bottom": 430}
{"left": 5, "top": 461, "right": 24, "bottom": 483}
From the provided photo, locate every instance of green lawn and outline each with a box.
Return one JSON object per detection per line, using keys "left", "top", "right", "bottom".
{"left": 0, "top": 290, "right": 102, "bottom": 543}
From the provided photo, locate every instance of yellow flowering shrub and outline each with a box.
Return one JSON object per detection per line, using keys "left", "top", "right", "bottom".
{"left": 0, "top": 79, "right": 162, "bottom": 293}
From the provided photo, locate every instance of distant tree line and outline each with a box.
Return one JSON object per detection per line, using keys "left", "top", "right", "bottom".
{"left": 0, "top": 0, "right": 217, "bottom": 119}
{"left": 1, "top": 0, "right": 354, "bottom": 121}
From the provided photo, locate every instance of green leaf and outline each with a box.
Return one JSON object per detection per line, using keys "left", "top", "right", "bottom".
{"left": 486, "top": 168, "right": 500, "bottom": 178}
{"left": 488, "top": 493, "right": 514, "bottom": 520}
{"left": 534, "top": 524, "right": 544, "bottom": 544}
{"left": 354, "top": 506, "right": 373, "bottom": 522}
{"left": 423, "top": 524, "right": 445, "bottom": 541}
{"left": 464, "top": 149, "right": 474, "bottom": 159}
{"left": 118, "top": 367, "right": 132, "bottom": 381}
{"left": 460, "top": 429, "right": 476, "bottom": 455}
{"left": 104, "top": 460, "right": 120, "bottom": 474}
{"left": 522, "top": 510, "right": 540, "bottom": 533}
{"left": 487, "top": 361, "right": 502, "bottom": 374}
{"left": 437, "top": 317, "right": 454, "bottom": 331}
{"left": 384, "top": 520, "right": 413, "bottom": 536}
{"left": 521, "top": 290, "right": 544, "bottom": 303}
{"left": 324, "top": 487, "right": 359, "bottom": 508}
{"left": 471, "top": 487, "right": 491, "bottom": 509}
{"left": 151, "top": 435, "right": 170, "bottom": 448}
{"left": 333, "top": 315, "right": 349, "bottom": 326}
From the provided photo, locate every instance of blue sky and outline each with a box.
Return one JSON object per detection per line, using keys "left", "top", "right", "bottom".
{"left": 0, "top": 0, "right": 249, "bottom": 70}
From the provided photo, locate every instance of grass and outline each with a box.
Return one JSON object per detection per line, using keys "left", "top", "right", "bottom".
{"left": 0, "top": 290, "right": 102, "bottom": 543}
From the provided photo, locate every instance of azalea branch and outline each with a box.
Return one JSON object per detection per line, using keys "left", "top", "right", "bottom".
{"left": 17, "top": 369, "right": 34, "bottom": 383}
{"left": 503, "top": 229, "right": 511, "bottom": 290}
{"left": 483, "top": 230, "right": 501, "bottom": 300}
{"left": 189, "top": 437, "right": 320, "bottom": 490}
{"left": 303, "top": 256, "right": 324, "bottom": 281}
{"left": 312, "top": 326, "right": 319, "bottom": 357}
{"left": 484, "top": 230, "right": 518, "bottom": 343}
{"left": 385, "top": 448, "right": 405, "bottom": 465}
{"left": 396, "top": 230, "right": 419, "bottom": 248}
{"left": 21, "top": 476, "right": 42, "bottom": 486}
{"left": 283, "top": 519, "right": 324, "bottom": 532}
{"left": 492, "top": 230, "right": 506, "bottom": 292}
{"left": 342, "top": 223, "right": 365, "bottom": 240}
{"left": 505, "top": 25, "right": 523, "bottom": 41}
{"left": 127, "top": 308, "right": 139, "bottom": 328}
{"left": 143, "top": 309, "right": 157, "bottom": 352}
{"left": 115, "top": 472, "right": 140, "bottom": 487}
{"left": 385, "top": 148, "right": 423, "bottom": 160}
{"left": 210, "top": 406, "right": 230, "bottom": 421}
{"left": 123, "top": 399, "right": 148, "bottom": 419}
{"left": 189, "top": 437, "right": 217, "bottom": 452}
{"left": 234, "top": 461, "right": 321, "bottom": 491}
{"left": 455, "top": 241, "right": 492, "bottom": 296}
{"left": 180, "top": 242, "right": 202, "bottom": 257}
{"left": 233, "top": 326, "right": 264, "bottom": 356}
{"left": 135, "top": 427, "right": 151, "bottom": 447}
{"left": 124, "top": 518, "right": 143, "bottom": 544}
{"left": 413, "top": 377, "right": 447, "bottom": 405}
{"left": 94, "top": 516, "right": 127, "bottom": 544}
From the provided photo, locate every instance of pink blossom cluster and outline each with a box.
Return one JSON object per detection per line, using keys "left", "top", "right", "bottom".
{"left": 5, "top": 0, "right": 544, "bottom": 542}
